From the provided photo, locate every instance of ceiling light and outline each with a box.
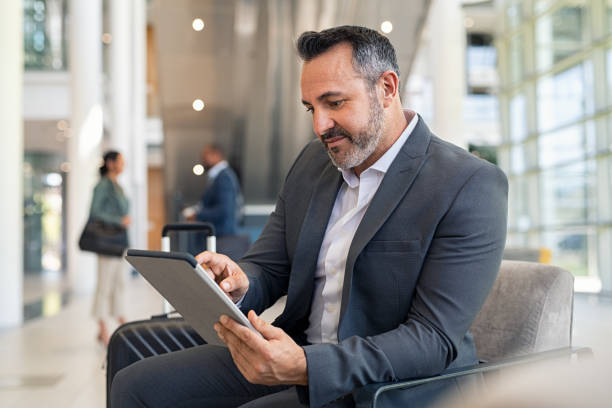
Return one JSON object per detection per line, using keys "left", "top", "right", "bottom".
{"left": 193, "top": 164, "right": 204, "bottom": 176}
{"left": 45, "top": 173, "right": 63, "bottom": 187}
{"left": 56, "top": 120, "right": 68, "bottom": 131}
{"left": 192, "top": 18, "right": 205, "bottom": 31}
{"left": 380, "top": 21, "right": 393, "bottom": 34}
{"left": 192, "top": 99, "right": 205, "bottom": 111}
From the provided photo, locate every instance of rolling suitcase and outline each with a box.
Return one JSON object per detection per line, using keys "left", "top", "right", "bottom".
{"left": 105, "top": 222, "right": 215, "bottom": 406}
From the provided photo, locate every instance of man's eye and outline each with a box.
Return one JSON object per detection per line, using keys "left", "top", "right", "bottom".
{"left": 329, "top": 100, "right": 343, "bottom": 107}
{"left": 305, "top": 106, "right": 314, "bottom": 113}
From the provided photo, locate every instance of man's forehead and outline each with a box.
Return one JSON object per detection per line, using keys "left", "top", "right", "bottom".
{"left": 300, "top": 44, "right": 364, "bottom": 100}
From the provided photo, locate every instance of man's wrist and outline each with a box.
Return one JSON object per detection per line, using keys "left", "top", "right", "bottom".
{"left": 233, "top": 291, "right": 247, "bottom": 306}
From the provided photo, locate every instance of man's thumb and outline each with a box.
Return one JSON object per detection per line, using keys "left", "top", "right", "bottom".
{"left": 220, "top": 276, "right": 235, "bottom": 292}
{"left": 248, "top": 310, "right": 279, "bottom": 339}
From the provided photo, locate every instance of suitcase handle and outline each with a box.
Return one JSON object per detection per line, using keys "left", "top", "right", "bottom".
{"left": 162, "top": 222, "right": 216, "bottom": 237}
{"left": 151, "top": 311, "right": 181, "bottom": 320}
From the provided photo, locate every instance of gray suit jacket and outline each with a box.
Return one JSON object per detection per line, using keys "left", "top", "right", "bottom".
{"left": 238, "top": 117, "right": 508, "bottom": 407}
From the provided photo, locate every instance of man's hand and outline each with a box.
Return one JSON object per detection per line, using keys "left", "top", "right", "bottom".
{"left": 195, "top": 251, "right": 249, "bottom": 303}
{"left": 214, "top": 310, "right": 308, "bottom": 386}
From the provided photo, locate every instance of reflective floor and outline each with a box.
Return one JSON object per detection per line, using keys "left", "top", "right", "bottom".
{"left": 0, "top": 277, "right": 611, "bottom": 407}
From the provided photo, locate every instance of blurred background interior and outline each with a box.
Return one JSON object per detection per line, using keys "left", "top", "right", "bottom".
{"left": 2, "top": 0, "right": 612, "bottom": 406}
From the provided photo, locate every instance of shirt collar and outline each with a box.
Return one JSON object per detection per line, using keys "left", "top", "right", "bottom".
{"left": 207, "top": 160, "right": 228, "bottom": 180}
{"left": 339, "top": 110, "right": 418, "bottom": 188}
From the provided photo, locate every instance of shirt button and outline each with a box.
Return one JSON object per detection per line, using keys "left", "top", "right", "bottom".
{"left": 327, "top": 305, "right": 336, "bottom": 313}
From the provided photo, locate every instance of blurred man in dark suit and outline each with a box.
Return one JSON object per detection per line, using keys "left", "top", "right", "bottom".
{"left": 185, "top": 144, "right": 242, "bottom": 237}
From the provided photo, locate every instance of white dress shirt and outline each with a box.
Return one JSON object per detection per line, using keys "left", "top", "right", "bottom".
{"left": 305, "top": 112, "right": 418, "bottom": 344}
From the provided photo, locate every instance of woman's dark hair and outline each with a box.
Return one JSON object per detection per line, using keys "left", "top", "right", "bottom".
{"left": 100, "top": 150, "right": 120, "bottom": 176}
{"left": 296, "top": 25, "right": 400, "bottom": 88}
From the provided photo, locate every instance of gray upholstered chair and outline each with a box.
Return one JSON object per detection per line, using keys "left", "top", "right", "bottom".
{"left": 354, "top": 260, "right": 591, "bottom": 407}
{"left": 471, "top": 260, "right": 574, "bottom": 361}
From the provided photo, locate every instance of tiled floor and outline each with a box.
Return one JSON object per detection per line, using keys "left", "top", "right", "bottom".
{"left": 0, "top": 276, "right": 164, "bottom": 408}
{"left": 0, "top": 277, "right": 611, "bottom": 407}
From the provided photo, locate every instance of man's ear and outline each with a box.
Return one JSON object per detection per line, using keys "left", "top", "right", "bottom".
{"left": 379, "top": 70, "right": 399, "bottom": 108}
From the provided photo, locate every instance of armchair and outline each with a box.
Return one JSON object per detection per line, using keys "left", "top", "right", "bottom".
{"left": 353, "top": 260, "right": 591, "bottom": 408}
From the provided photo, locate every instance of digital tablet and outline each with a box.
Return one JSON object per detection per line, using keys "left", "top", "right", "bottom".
{"left": 125, "top": 249, "right": 257, "bottom": 346}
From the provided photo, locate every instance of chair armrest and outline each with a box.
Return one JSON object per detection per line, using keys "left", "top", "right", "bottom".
{"left": 353, "top": 346, "right": 592, "bottom": 408}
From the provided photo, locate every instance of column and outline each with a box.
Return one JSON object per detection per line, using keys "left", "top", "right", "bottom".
{"left": 67, "top": 0, "right": 103, "bottom": 294}
{"left": 0, "top": 0, "right": 24, "bottom": 327}
{"left": 131, "top": 0, "right": 148, "bottom": 250}
{"left": 110, "top": 0, "right": 148, "bottom": 250}
{"left": 428, "top": 0, "right": 467, "bottom": 148}
{"left": 110, "top": 0, "right": 131, "bottom": 156}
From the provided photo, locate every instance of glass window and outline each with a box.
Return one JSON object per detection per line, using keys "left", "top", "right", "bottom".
{"left": 534, "top": 0, "right": 555, "bottom": 15}
{"left": 506, "top": 232, "right": 528, "bottom": 248}
{"left": 24, "top": 0, "right": 67, "bottom": 70}
{"left": 509, "top": 33, "right": 525, "bottom": 84}
{"left": 537, "top": 61, "right": 593, "bottom": 132}
{"left": 466, "top": 45, "right": 497, "bottom": 91}
{"left": 506, "top": 1, "right": 526, "bottom": 30}
{"left": 607, "top": 0, "right": 612, "bottom": 34}
{"left": 607, "top": 116, "right": 612, "bottom": 150}
{"left": 508, "top": 176, "right": 531, "bottom": 230}
{"left": 509, "top": 93, "right": 527, "bottom": 142}
{"left": 23, "top": 153, "right": 65, "bottom": 275}
{"left": 541, "top": 229, "right": 595, "bottom": 279}
{"left": 511, "top": 139, "right": 537, "bottom": 174}
{"left": 605, "top": 48, "right": 612, "bottom": 107}
{"left": 540, "top": 161, "right": 595, "bottom": 226}
{"left": 498, "top": 147, "right": 511, "bottom": 172}
{"left": 538, "top": 124, "right": 588, "bottom": 168}
{"left": 535, "top": 2, "right": 588, "bottom": 72}
{"left": 463, "top": 94, "right": 499, "bottom": 123}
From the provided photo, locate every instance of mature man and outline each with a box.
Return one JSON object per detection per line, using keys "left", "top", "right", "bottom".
{"left": 185, "top": 144, "right": 242, "bottom": 236}
{"left": 111, "top": 26, "right": 507, "bottom": 407}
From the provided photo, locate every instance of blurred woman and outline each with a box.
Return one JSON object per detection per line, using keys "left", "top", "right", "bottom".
{"left": 89, "top": 151, "right": 130, "bottom": 345}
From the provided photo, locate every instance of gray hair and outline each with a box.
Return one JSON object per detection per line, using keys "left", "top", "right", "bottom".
{"left": 296, "top": 25, "right": 400, "bottom": 88}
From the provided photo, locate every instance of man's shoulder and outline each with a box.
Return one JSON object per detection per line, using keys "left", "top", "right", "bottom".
{"left": 214, "top": 167, "right": 240, "bottom": 190}
{"left": 425, "top": 134, "right": 505, "bottom": 182}
{"left": 218, "top": 165, "right": 238, "bottom": 179}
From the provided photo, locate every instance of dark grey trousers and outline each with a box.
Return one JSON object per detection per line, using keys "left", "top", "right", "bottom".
{"left": 110, "top": 344, "right": 308, "bottom": 407}
{"left": 109, "top": 342, "right": 470, "bottom": 407}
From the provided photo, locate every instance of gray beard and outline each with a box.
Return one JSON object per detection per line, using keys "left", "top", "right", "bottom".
{"left": 327, "top": 94, "right": 384, "bottom": 170}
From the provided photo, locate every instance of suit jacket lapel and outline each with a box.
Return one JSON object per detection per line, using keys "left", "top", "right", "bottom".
{"left": 278, "top": 161, "right": 343, "bottom": 324}
{"left": 339, "top": 117, "right": 432, "bottom": 321}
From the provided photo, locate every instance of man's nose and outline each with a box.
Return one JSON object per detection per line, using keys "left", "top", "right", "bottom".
{"left": 313, "top": 110, "right": 334, "bottom": 137}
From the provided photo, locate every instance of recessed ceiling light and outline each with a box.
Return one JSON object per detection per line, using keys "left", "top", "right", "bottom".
{"left": 192, "top": 18, "right": 205, "bottom": 32}
{"left": 381, "top": 21, "right": 393, "bottom": 34}
{"left": 193, "top": 164, "right": 205, "bottom": 176}
{"left": 192, "top": 99, "right": 205, "bottom": 111}
{"left": 56, "top": 120, "right": 68, "bottom": 131}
